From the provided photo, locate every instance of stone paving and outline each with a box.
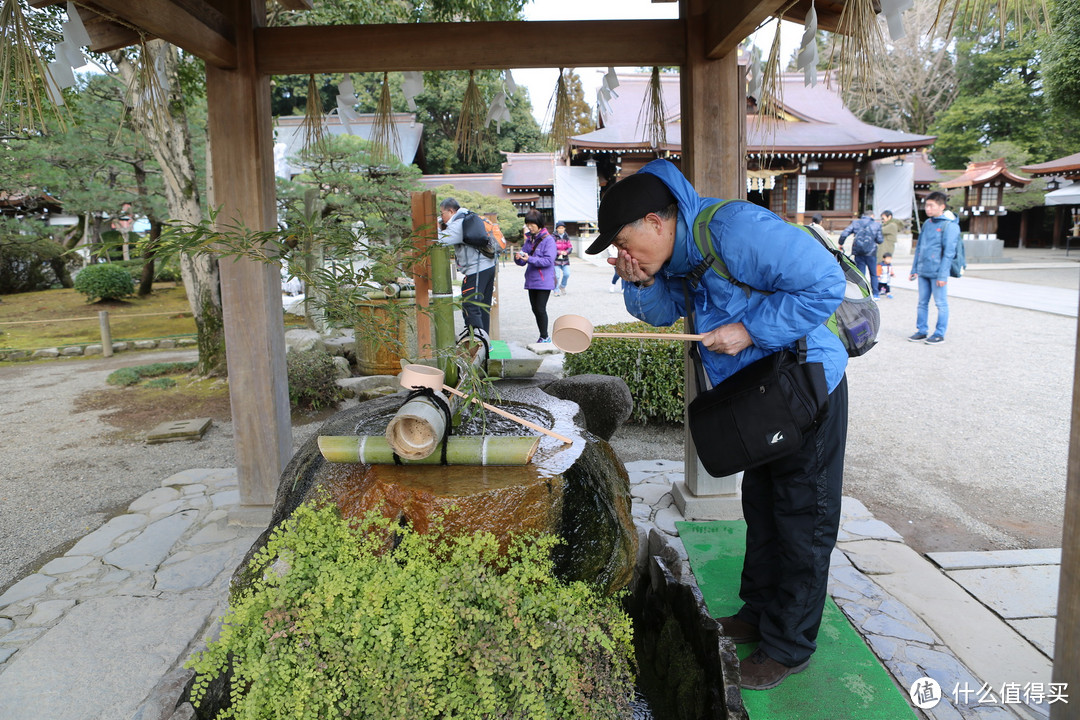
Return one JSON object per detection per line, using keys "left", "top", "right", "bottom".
{"left": 0, "top": 460, "right": 1061, "bottom": 720}
{"left": 0, "top": 468, "right": 262, "bottom": 720}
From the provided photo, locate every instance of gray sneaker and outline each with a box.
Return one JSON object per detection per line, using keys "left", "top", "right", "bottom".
{"left": 908, "top": 333, "right": 927, "bottom": 342}
{"left": 924, "top": 335, "right": 945, "bottom": 345}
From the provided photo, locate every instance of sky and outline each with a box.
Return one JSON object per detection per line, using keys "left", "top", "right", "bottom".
{"left": 513, "top": 0, "right": 804, "bottom": 128}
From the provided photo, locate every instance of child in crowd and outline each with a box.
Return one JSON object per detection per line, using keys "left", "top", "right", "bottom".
{"left": 553, "top": 222, "right": 572, "bottom": 296}
{"left": 877, "top": 252, "right": 895, "bottom": 298}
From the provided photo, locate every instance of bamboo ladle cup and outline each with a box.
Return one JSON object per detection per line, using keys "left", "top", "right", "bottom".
{"left": 551, "top": 314, "right": 705, "bottom": 354}
{"left": 399, "top": 364, "right": 572, "bottom": 445}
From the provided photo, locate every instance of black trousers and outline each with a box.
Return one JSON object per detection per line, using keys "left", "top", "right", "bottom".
{"left": 528, "top": 288, "right": 551, "bottom": 339}
{"left": 735, "top": 375, "right": 848, "bottom": 666}
{"left": 461, "top": 265, "right": 495, "bottom": 334}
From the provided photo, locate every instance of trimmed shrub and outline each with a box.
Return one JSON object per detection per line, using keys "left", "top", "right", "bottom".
{"left": 73, "top": 262, "right": 135, "bottom": 302}
{"left": 286, "top": 348, "right": 344, "bottom": 410}
{"left": 187, "top": 502, "right": 636, "bottom": 720}
{"left": 106, "top": 361, "right": 197, "bottom": 386}
{"left": 563, "top": 319, "right": 685, "bottom": 424}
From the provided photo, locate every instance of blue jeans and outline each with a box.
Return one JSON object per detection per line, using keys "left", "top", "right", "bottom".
{"left": 916, "top": 275, "right": 949, "bottom": 337}
{"left": 854, "top": 253, "right": 878, "bottom": 297}
{"left": 554, "top": 263, "right": 570, "bottom": 289}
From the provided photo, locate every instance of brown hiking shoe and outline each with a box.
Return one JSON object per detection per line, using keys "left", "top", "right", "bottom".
{"left": 739, "top": 648, "right": 810, "bottom": 690}
{"left": 717, "top": 615, "right": 761, "bottom": 644}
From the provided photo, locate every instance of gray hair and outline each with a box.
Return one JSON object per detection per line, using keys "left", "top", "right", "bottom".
{"left": 440, "top": 197, "right": 460, "bottom": 212}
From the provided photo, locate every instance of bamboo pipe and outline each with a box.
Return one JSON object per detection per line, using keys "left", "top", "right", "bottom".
{"left": 399, "top": 364, "right": 572, "bottom": 445}
{"left": 319, "top": 435, "right": 541, "bottom": 465}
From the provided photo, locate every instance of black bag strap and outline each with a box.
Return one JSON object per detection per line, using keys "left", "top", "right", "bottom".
{"left": 681, "top": 279, "right": 710, "bottom": 395}
{"left": 396, "top": 386, "right": 453, "bottom": 465}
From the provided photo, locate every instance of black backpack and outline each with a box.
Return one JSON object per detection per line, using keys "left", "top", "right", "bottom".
{"left": 459, "top": 211, "right": 498, "bottom": 259}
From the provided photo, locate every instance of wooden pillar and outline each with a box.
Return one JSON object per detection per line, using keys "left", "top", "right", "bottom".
{"left": 1053, "top": 207, "right": 1065, "bottom": 249}
{"left": 205, "top": 0, "right": 292, "bottom": 507}
{"left": 1052, "top": 292, "right": 1080, "bottom": 718}
{"left": 410, "top": 191, "right": 435, "bottom": 358}
{"left": 677, "top": 0, "right": 745, "bottom": 509}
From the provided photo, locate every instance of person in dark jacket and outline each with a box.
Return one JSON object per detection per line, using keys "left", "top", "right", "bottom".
{"left": 438, "top": 197, "right": 497, "bottom": 334}
{"left": 586, "top": 159, "right": 848, "bottom": 691}
{"left": 514, "top": 209, "right": 557, "bottom": 343}
{"left": 838, "top": 212, "right": 884, "bottom": 299}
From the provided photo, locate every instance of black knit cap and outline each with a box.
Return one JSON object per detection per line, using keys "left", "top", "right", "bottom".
{"left": 585, "top": 172, "right": 676, "bottom": 254}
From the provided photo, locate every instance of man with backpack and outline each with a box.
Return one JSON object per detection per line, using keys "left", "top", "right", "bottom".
{"left": 838, "top": 211, "right": 885, "bottom": 299}
{"left": 585, "top": 159, "right": 849, "bottom": 691}
{"left": 438, "top": 197, "right": 497, "bottom": 335}
{"left": 908, "top": 191, "right": 961, "bottom": 345}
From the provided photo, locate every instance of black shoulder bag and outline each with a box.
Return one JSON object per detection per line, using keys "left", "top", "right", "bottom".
{"left": 682, "top": 276, "right": 829, "bottom": 478}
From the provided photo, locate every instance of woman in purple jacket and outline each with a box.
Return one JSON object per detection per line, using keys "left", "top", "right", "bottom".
{"left": 514, "top": 209, "right": 557, "bottom": 342}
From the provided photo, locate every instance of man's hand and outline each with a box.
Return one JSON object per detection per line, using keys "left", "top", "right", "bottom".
{"left": 909, "top": 272, "right": 918, "bottom": 281}
{"left": 701, "top": 323, "right": 753, "bottom": 356}
{"left": 937, "top": 279, "right": 947, "bottom": 287}
{"left": 608, "top": 248, "right": 653, "bottom": 287}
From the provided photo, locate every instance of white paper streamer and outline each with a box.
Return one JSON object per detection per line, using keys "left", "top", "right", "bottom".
{"left": 54, "top": 40, "right": 84, "bottom": 78}
{"left": 64, "top": 2, "right": 92, "bottom": 47}
{"left": 43, "top": 68, "right": 66, "bottom": 106}
{"left": 335, "top": 77, "right": 360, "bottom": 132}
{"left": 402, "top": 71, "right": 424, "bottom": 111}
{"left": 746, "top": 49, "right": 763, "bottom": 100}
{"left": 879, "top": 0, "right": 914, "bottom": 40}
{"left": 504, "top": 70, "right": 518, "bottom": 96}
{"left": 603, "top": 67, "right": 620, "bottom": 98}
{"left": 796, "top": 1, "right": 819, "bottom": 87}
{"left": 485, "top": 90, "right": 511, "bottom": 131}
{"left": 48, "top": 59, "right": 75, "bottom": 91}
{"left": 596, "top": 87, "right": 613, "bottom": 120}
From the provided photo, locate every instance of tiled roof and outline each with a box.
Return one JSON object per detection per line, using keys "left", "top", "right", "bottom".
{"left": 938, "top": 158, "right": 1030, "bottom": 188}
{"left": 570, "top": 72, "right": 934, "bottom": 157}
{"left": 1020, "top": 152, "right": 1080, "bottom": 178}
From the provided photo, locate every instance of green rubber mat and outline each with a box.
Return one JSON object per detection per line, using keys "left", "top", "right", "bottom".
{"left": 488, "top": 339, "right": 511, "bottom": 359}
{"left": 677, "top": 520, "right": 917, "bottom": 720}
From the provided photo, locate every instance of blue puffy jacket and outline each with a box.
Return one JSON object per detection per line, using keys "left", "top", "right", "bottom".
{"left": 911, "top": 214, "right": 960, "bottom": 281}
{"left": 623, "top": 159, "right": 848, "bottom": 392}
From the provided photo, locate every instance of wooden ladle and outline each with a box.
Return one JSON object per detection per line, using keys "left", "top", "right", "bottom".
{"left": 398, "top": 364, "right": 572, "bottom": 445}
{"left": 551, "top": 314, "right": 705, "bottom": 354}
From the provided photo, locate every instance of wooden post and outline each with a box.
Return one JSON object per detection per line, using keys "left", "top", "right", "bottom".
{"left": 205, "top": 0, "right": 292, "bottom": 508}
{"left": 98, "top": 311, "right": 113, "bottom": 358}
{"left": 411, "top": 191, "right": 435, "bottom": 358}
{"left": 677, "top": 0, "right": 746, "bottom": 511}
{"left": 1052, "top": 291, "right": 1080, "bottom": 718}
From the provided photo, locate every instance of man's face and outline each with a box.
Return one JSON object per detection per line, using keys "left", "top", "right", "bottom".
{"left": 924, "top": 199, "right": 945, "bottom": 218}
{"left": 439, "top": 207, "right": 453, "bottom": 223}
{"left": 611, "top": 213, "right": 675, "bottom": 277}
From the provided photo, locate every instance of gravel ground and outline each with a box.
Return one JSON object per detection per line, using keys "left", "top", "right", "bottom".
{"left": 1, "top": 252, "right": 1073, "bottom": 593}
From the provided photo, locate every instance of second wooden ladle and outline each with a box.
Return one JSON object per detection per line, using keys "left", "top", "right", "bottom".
{"left": 398, "top": 364, "right": 572, "bottom": 445}
{"left": 551, "top": 314, "right": 704, "bottom": 354}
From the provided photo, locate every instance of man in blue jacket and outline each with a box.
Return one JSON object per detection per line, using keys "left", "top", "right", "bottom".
{"left": 586, "top": 159, "right": 849, "bottom": 690}
{"left": 908, "top": 191, "right": 960, "bottom": 345}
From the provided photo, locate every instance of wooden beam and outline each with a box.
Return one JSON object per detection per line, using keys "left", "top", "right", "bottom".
{"left": 254, "top": 20, "right": 685, "bottom": 74}
{"left": 65, "top": 0, "right": 238, "bottom": 68}
{"left": 276, "top": 0, "right": 313, "bottom": 8}
{"left": 206, "top": 0, "right": 292, "bottom": 506}
{"left": 1053, "top": 295, "right": 1080, "bottom": 719}
{"left": 705, "top": 0, "right": 788, "bottom": 59}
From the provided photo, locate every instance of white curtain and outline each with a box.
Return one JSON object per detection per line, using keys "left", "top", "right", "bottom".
{"left": 553, "top": 165, "right": 599, "bottom": 224}
{"left": 873, "top": 162, "right": 915, "bottom": 220}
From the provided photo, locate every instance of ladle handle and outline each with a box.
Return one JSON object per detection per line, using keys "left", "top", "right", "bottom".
{"left": 441, "top": 385, "right": 573, "bottom": 445}
{"left": 592, "top": 331, "right": 705, "bottom": 341}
